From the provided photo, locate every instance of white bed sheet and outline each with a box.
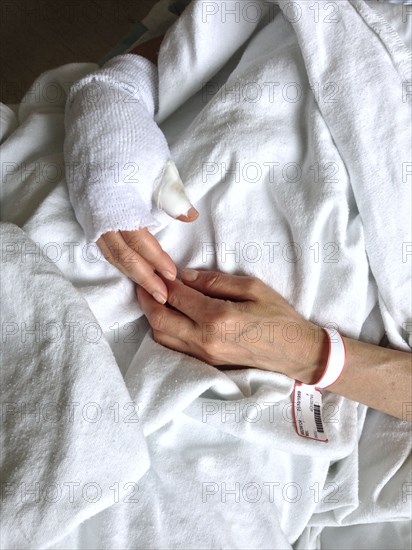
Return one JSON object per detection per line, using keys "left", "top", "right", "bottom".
{"left": 1, "top": 1, "right": 411, "bottom": 548}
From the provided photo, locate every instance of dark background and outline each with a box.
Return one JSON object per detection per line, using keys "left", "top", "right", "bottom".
{"left": 0, "top": 0, "right": 158, "bottom": 104}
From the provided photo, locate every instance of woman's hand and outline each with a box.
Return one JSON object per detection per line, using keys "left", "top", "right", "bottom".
{"left": 137, "top": 268, "right": 412, "bottom": 421}
{"left": 136, "top": 268, "right": 327, "bottom": 382}
{"left": 97, "top": 208, "right": 198, "bottom": 304}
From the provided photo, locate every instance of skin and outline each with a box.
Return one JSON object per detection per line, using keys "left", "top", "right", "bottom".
{"left": 98, "top": 34, "right": 412, "bottom": 422}
{"left": 137, "top": 269, "right": 412, "bottom": 422}
{"left": 97, "top": 34, "right": 198, "bottom": 304}
{"left": 97, "top": 219, "right": 196, "bottom": 304}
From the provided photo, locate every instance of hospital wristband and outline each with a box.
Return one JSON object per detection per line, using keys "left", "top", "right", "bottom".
{"left": 310, "top": 327, "right": 347, "bottom": 389}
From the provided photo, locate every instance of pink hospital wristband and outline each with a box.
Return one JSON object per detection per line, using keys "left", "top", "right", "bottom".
{"left": 310, "top": 327, "right": 347, "bottom": 389}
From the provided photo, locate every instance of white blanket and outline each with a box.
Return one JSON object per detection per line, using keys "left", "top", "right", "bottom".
{"left": 1, "top": 1, "right": 411, "bottom": 548}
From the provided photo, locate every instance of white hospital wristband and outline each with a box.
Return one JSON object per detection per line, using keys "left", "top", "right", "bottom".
{"left": 310, "top": 327, "right": 347, "bottom": 389}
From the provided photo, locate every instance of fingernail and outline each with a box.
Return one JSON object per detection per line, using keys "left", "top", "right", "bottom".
{"left": 153, "top": 292, "right": 167, "bottom": 304}
{"left": 181, "top": 268, "right": 199, "bottom": 281}
{"left": 187, "top": 206, "right": 199, "bottom": 217}
{"left": 161, "top": 270, "right": 176, "bottom": 281}
{"left": 177, "top": 207, "right": 199, "bottom": 222}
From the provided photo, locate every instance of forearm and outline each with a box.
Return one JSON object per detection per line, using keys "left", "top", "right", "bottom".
{"left": 298, "top": 329, "right": 412, "bottom": 422}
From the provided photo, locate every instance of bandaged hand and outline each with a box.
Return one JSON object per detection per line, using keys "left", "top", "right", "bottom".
{"left": 64, "top": 53, "right": 198, "bottom": 303}
{"left": 136, "top": 269, "right": 328, "bottom": 382}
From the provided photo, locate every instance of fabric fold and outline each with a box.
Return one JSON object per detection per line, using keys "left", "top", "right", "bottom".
{"left": 0, "top": 224, "right": 150, "bottom": 549}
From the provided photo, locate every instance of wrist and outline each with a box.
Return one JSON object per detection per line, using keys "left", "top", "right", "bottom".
{"left": 295, "top": 324, "right": 330, "bottom": 385}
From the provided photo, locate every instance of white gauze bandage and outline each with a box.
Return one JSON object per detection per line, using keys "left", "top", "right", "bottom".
{"left": 64, "top": 54, "right": 192, "bottom": 243}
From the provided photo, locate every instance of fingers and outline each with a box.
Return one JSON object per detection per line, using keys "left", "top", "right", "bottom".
{"left": 151, "top": 329, "right": 189, "bottom": 355}
{"left": 121, "top": 228, "right": 177, "bottom": 281}
{"left": 136, "top": 285, "right": 196, "bottom": 337}
{"left": 97, "top": 231, "right": 170, "bottom": 304}
{"left": 161, "top": 277, "right": 219, "bottom": 324}
{"left": 179, "top": 269, "right": 265, "bottom": 302}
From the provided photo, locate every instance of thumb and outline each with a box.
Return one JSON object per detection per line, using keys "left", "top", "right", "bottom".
{"left": 179, "top": 269, "right": 261, "bottom": 302}
{"left": 153, "top": 160, "right": 199, "bottom": 223}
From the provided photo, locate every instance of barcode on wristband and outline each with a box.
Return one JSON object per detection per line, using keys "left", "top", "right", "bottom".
{"left": 292, "top": 383, "right": 328, "bottom": 442}
{"left": 313, "top": 404, "right": 324, "bottom": 433}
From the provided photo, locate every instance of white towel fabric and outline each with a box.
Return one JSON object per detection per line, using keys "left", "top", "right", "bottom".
{"left": 64, "top": 53, "right": 195, "bottom": 242}
{"left": 64, "top": 55, "right": 168, "bottom": 243}
{"left": 0, "top": 224, "right": 151, "bottom": 548}
{"left": 0, "top": 1, "right": 411, "bottom": 549}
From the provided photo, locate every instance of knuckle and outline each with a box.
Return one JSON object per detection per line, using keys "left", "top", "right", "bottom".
{"left": 152, "top": 329, "right": 164, "bottom": 343}
{"left": 206, "top": 314, "right": 224, "bottom": 328}
{"left": 178, "top": 324, "right": 190, "bottom": 341}
{"left": 167, "top": 290, "right": 179, "bottom": 308}
{"left": 204, "top": 273, "right": 221, "bottom": 291}
{"left": 205, "top": 308, "right": 227, "bottom": 326}
{"left": 106, "top": 243, "right": 122, "bottom": 262}
{"left": 245, "top": 276, "right": 261, "bottom": 295}
{"left": 202, "top": 339, "right": 220, "bottom": 361}
{"left": 125, "top": 232, "right": 146, "bottom": 252}
{"left": 150, "top": 311, "right": 166, "bottom": 331}
{"left": 117, "top": 247, "right": 132, "bottom": 263}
